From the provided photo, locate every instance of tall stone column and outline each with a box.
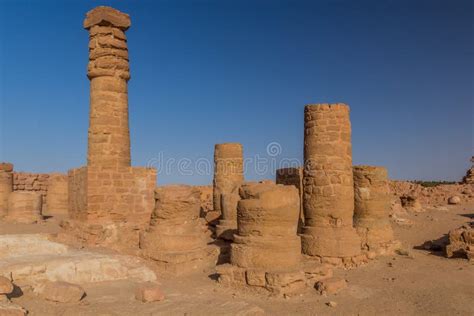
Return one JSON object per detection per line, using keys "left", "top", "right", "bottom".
{"left": 213, "top": 143, "right": 244, "bottom": 214}
{"left": 353, "top": 165, "right": 395, "bottom": 254}
{"left": 84, "top": 6, "right": 131, "bottom": 168}
{"left": 0, "top": 163, "right": 13, "bottom": 218}
{"left": 301, "top": 103, "right": 361, "bottom": 259}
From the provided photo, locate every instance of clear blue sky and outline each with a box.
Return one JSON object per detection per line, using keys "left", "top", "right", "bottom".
{"left": 0, "top": 0, "right": 472, "bottom": 185}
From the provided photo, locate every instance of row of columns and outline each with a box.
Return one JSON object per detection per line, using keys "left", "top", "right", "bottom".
{"left": 213, "top": 103, "right": 394, "bottom": 259}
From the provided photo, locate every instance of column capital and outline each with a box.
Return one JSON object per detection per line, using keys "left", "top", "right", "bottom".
{"left": 84, "top": 6, "right": 131, "bottom": 31}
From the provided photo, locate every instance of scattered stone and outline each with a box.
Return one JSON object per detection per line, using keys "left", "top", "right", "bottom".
{"left": 135, "top": 282, "right": 165, "bottom": 303}
{"left": 35, "top": 281, "right": 85, "bottom": 303}
{"left": 445, "top": 223, "right": 473, "bottom": 261}
{"left": 327, "top": 301, "right": 337, "bottom": 307}
{"left": 315, "top": 278, "right": 348, "bottom": 295}
{"left": 400, "top": 195, "right": 423, "bottom": 212}
{"left": 448, "top": 196, "right": 461, "bottom": 205}
{"left": 0, "top": 277, "right": 14, "bottom": 295}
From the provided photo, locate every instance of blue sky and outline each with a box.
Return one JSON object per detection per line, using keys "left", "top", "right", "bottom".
{"left": 0, "top": 0, "right": 472, "bottom": 185}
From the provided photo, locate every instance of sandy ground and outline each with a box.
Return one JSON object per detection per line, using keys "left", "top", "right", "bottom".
{"left": 1, "top": 203, "right": 473, "bottom": 316}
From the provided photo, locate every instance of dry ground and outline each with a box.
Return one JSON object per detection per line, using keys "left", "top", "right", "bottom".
{"left": 1, "top": 203, "right": 473, "bottom": 316}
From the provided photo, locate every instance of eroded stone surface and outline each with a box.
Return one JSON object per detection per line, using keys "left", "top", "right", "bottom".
{"left": 0, "top": 234, "right": 156, "bottom": 287}
{"left": 135, "top": 282, "right": 165, "bottom": 303}
{"left": 0, "top": 164, "right": 13, "bottom": 218}
{"left": 45, "top": 173, "right": 68, "bottom": 216}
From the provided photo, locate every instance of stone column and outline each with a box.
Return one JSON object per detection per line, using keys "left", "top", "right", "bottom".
{"left": 0, "top": 163, "right": 13, "bottom": 218}
{"left": 139, "top": 185, "right": 217, "bottom": 275}
{"left": 213, "top": 143, "right": 244, "bottom": 213}
{"left": 301, "top": 103, "right": 361, "bottom": 259}
{"left": 217, "top": 183, "right": 306, "bottom": 294}
{"left": 276, "top": 167, "right": 304, "bottom": 232}
{"left": 353, "top": 166, "right": 395, "bottom": 253}
{"left": 84, "top": 6, "right": 131, "bottom": 168}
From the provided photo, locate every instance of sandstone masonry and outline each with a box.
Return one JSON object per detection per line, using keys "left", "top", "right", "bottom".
{"left": 213, "top": 143, "right": 244, "bottom": 240}
{"left": 301, "top": 104, "right": 361, "bottom": 260}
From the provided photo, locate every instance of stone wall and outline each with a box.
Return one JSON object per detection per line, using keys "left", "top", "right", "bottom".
{"left": 12, "top": 172, "right": 50, "bottom": 209}
{"left": 68, "top": 166, "right": 156, "bottom": 228}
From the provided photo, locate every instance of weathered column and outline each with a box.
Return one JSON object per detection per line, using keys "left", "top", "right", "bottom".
{"left": 217, "top": 183, "right": 306, "bottom": 294}
{"left": 276, "top": 167, "right": 304, "bottom": 232}
{"left": 0, "top": 163, "right": 13, "bottom": 218}
{"left": 140, "top": 185, "right": 217, "bottom": 275}
{"left": 301, "top": 103, "right": 361, "bottom": 259}
{"left": 353, "top": 166, "right": 395, "bottom": 254}
{"left": 84, "top": 6, "right": 131, "bottom": 168}
{"left": 213, "top": 143, "right": 244, "bottom": 213}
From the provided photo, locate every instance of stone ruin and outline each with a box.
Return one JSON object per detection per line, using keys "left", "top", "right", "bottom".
{"left": 445, "top": 222, "right": 473, "bottom": 261}
{"left": 0, "top": 163, "right": 13, "bottom": 219}
{"left": 217, "top": 183, "right": 306, "bottom": 294}
{"left": 213, "top": 143, "right": 244, "bottom": 241}
{"left": 276, "top": 167, "right": 304, "bottom": 232}
{"left": 64, "top": 6, "right": 156, "bottom": 252}
{"left": 301, "top": 104, "right": 363, "bottom": 265}
{"left": 139, "top": 185, "right": 217, "bottom": 275}
{"left": 353, "top": 165, "right": 399, "bottom": 255}
{"left": 462, "top": 156, "right": 474, "bottom": 184}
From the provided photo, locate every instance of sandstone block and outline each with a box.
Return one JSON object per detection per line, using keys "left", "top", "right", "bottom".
{"left": 34, "top": 281, "right": 85, "bottom": 303}
{"left": 135, "top": 282, "right": 165, "bottom": 303}
{"left": 315, "top": 278, "right": 347, "bottom": 295}
{"left": 448, "top": 196, "right": 461, "bottom": 205}
{"left": 0, "top": 277, "right": 13, "bottom": 295}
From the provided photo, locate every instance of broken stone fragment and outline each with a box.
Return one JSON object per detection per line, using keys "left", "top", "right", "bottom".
{"left": 447, "top": 196, "right": 461, "bottom": 205}
{"left": 315, "top": 278, "right": 348, "bottom": 295}
{"left": 34, "top": 281, "right": 85, "bottom": 303}
{"left": 135, "top": 282, "right": 165, "bottom": 303}
{"left": 84, "top": 6, "right": 131, "bottom": 30}
{"left": 0, "top": 277, "right": 14, "bottom": 296}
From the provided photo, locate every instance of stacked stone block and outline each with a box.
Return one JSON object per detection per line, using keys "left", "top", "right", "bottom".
{"left": 6, "top": 191, "right": 42, "bottom": 224}
{"left": 353, "top": 165, "right": 396, "bottom": 254}
{"left": 301, "top": 103, "right": 361, "bottom": 261}
{"left": 45, "top": 173, "right": 69, "bottom": 216}
{"left": 214, "top": 143, "right": 244, "bottom": 240}
{"left": 217, "top": 183, "right": 306, "bottom": 294}
{"left": 276, "top": 167, "right": 304, "bottom": 232}
{"left": 140, "top": 185, "right": 216, "bottom": 275}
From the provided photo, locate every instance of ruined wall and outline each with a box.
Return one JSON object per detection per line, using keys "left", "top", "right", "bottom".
{"left": 68, "top": 166, "right": 156, "bottom": 228}
{"left": 12, "top": 173, "right": 50, "bottom": 209}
